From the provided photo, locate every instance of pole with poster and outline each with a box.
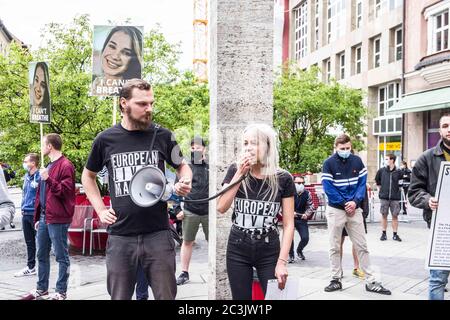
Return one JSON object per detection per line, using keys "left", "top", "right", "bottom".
{"left": 426, "top": 161, "right": 450, "bottom": 271}
{"left": 90, "top": 25, "right": 144, "bottom": 126}
{"left": 29, "top": 62, "right": 51, "bottom": 168}
{"left": 113, "top": 97, "right": 117, "bottom": 126}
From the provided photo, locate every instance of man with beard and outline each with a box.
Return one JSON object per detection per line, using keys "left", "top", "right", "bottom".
{"left": 81, "top": 79, "right": 192, "bottom": 300}
{"left": 408, "top": 113, "right": 450, "bottom": 300}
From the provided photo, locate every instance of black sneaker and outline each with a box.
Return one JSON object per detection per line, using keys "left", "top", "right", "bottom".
{"left": 393, "top": 234, "right": 402, "bottom": 242}
{"left": 9, "top": 222, "right": 15, "bottom": 229}
{"left": 288, "top": 255, "right": 295, "bottom": 263}
{"left": 365, "top": 282, "right": 391, "bottom": 295}
{"left": 324, "top": 280, "right": 342, "bottom": 292}
{"left": 297, "top": 250, "right": 305, "bottom": 260}
{"left": 176, "top": 272, "right": 189, "bottom": 285}
{"left": 380, "top": 233, "right": 387, "bottom": 241}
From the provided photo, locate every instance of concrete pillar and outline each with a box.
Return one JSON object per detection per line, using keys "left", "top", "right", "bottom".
{"left": 208, "top": 0, "right": 274, "bottom": 299}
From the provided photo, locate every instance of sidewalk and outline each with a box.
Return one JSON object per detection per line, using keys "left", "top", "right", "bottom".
{"left": 0, "top": 188, "right": 208, "bottom": 300}
{"left": 287, "top": 219, "right": 443, "bottom": 300}
{"left": 1, "top": 188, "right": 447, "bottom": 300}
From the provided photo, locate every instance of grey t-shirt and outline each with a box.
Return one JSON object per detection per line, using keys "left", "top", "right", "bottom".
{"left": 0, "top": 169, "right": 13, "bottom": 207}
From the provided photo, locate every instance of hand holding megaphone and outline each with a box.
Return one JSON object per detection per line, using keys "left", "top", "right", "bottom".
{"left": 130, "top": 165, "right": 247, "bottom": 208}
{"left": 174, "top": 176, "right": 192, "bottom": 197}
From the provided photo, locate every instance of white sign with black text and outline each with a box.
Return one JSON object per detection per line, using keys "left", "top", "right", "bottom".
{"left": 426, "top": 161, "right": 450, "bottom": 270}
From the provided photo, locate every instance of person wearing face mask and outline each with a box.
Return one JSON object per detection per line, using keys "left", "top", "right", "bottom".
{"left": 288, "top": 175, "right": 315, "bottom": 263}
{"left": 399, "top": 161, "right": 411, "bottom": 215}
{"left": 375, "top": 154, "right": 403, "bottom": 242}
{"left": 14, "top": 153, "right": 41, "bottom": 277}
{"left": 173, "top": 137, "right": 209, "bottom": 286}
{"left": 321, "top": 134, "right": 391, "bottom": 295}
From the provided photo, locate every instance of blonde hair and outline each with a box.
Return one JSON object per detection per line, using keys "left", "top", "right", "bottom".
{"left": 240, "top": 123, "right": 280, "bottom": 202}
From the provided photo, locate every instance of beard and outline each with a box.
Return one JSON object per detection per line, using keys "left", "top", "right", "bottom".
{"left": 125, "top": 107, "right": 152, "bottom": 131}
{"left": 442, "top": 136, "right": 450, "bottom": 148}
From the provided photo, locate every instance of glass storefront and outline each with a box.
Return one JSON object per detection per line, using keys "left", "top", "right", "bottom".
{"left": 427, "top": 109, "right": 450, "bottom": 149}
{"left": 378, "top": 135, "right": 402, "bottom": 168}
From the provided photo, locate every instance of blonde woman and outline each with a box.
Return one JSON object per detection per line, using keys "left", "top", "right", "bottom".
{"left": 217, "top": 123, "right": 295, "bottom": 300}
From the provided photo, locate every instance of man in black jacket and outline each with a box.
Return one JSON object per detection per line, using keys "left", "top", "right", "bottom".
{"left": 175, "top": 137, "right": 209, "bottom": 285}
{"left": 408, "top": 113, "right": 450, "bottom": 300}
{"left": 375, "top": 153, "right": 402, "bottom": 242}
{"left": 399, "top": 161, "right": 411, "bottom": 215}
{"left": 288, "top": 175, "right": 315, "bottom": 263}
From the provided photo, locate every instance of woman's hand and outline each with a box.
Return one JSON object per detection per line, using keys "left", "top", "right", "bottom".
{"left": 275, "top": 259, "right": 289, "bottom": 290}
{"left": 237, "top": 154, "right": 252, "bottom": 177}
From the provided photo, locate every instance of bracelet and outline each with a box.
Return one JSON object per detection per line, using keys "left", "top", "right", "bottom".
{"left": 278, "top": 258, "right": 288, "bottom": 264}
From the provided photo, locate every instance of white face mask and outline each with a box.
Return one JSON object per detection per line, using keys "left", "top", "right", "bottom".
{"left": 23, "top": 163, "right": 30, "bottom": 171}
{"left": 295, "top": 183, "right": 305, "bottom": 194}
{"left": 385, "top": 160, "right": 391, "bottom": 167}
{"left": 337, "top": 150, "right": 351, "bottom": 159}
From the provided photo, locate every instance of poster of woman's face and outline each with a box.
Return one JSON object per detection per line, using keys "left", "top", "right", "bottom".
{"left": 29, "top": 61, "right": 51, "bottom": 124}
{"left": 91, "top": 25, "right": 144, "bottom": 96}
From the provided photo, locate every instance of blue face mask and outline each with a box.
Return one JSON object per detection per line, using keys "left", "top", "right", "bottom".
{"left": 337, "top": 150, "right": 351, "bottom": 159}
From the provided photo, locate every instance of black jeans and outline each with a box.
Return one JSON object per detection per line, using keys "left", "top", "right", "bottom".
{"left": 106, "top": 229, "right": 176, "bottom": 300}
{"left": 226, "top": 226, "right": 280, "bottom": 300}
{"left": 22, "top": 214, "right": 36, "bottom": 269}
{"left": 135, "top": 263, "right": 149, "bottom": 300}
{"left": 289, "top": 218, "right": 309, "bottom": 256}
{"left": 401, "top": 186, "right": 409, "bottom": 214}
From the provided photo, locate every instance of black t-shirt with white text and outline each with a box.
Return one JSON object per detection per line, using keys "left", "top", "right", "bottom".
{"left": 222, "top": 163, "right": 295, "bottom": 235}
{"left": 85, "top": 123, "right": 183, "bottom": 236}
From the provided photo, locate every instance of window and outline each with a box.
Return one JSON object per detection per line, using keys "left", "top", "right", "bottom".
{"left": 375, "top": 0, "right": 382, "bottom": 18}
{"left": 338, "top": 52, "right": 345, "bottom": 79}
{"left": 434, "top": 10, "right": 449, "bottom": 53}
{"left": 294, "top": 1, "right": 308, "bottom": 60}
{"left": 356, "top": 0, "right": 362, "bottom": 28}
{"left": 395, "top": 27, "right": 402, "bottom": 61}
{"left": 327, "top": 0, "right": 346, "bottom": 44}
{"left": 378, "top": 82, "right": 400, "bottom": 117}
{"left": 314, "top": 0, "right": 320, "bottom": 50}
{"left": 373, "top": 36, "right": 381, "bottom": 68}
{"left": 354, "top": 45, "right": 362, "bottom": 74}
{"left": 389, "top": 0, "right": 403, "bottom": 10}
{"left": 323, "top": 58, "right": 331, "bottom": 82}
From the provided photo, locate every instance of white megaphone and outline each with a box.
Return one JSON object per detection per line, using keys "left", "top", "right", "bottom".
{"left": 129, "top": 166, "right": 174, "bottom": 207}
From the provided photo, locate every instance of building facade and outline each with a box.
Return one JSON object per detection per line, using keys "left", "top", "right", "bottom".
{"left": 0, "top": 19, "right": 26, "bottom": 55}
{"left": 387, "top": 0, "right": 450, "bottom": 165}
{"left": 285, "top": 0, "right": 405, "bottom": 181}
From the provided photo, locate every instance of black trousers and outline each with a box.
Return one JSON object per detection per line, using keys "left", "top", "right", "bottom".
{"left": 22, "top": 214, "right": 36, "bottom": 269}
{"left": 226, "top": 226, "right": 280, "bottom": 300}
{"left": 289, "top": 218, "right": 309, "bottom": 256}
{"left": 106, "top": 229, "right": 176, "bottom": 300}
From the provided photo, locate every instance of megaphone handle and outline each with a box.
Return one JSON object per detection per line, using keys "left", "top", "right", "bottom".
{"left": 145, "top": 124, "right": 160, "bottom": 166}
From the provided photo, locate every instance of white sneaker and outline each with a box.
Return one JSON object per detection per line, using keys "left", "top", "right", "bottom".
{"left": 14, "top": 267, "right": 36, "bottom": 277}
{"left": 49, "top": 292, "right": 67, "bottom": 300}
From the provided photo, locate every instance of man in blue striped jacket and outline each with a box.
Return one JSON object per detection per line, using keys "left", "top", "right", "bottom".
{"left": 321, "top": 134, "right": 391, "bottom": 295}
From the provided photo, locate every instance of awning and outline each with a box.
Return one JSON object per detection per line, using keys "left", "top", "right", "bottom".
{"left": 386, "top": 86, "right": 450, "bottom": 115}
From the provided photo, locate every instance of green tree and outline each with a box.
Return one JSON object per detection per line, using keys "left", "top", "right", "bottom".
{"left": 274, "top": 64, "right": 366, "bottom": 173}
{"left": 0, "top": 15, "right": 209, "bottom": 183}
